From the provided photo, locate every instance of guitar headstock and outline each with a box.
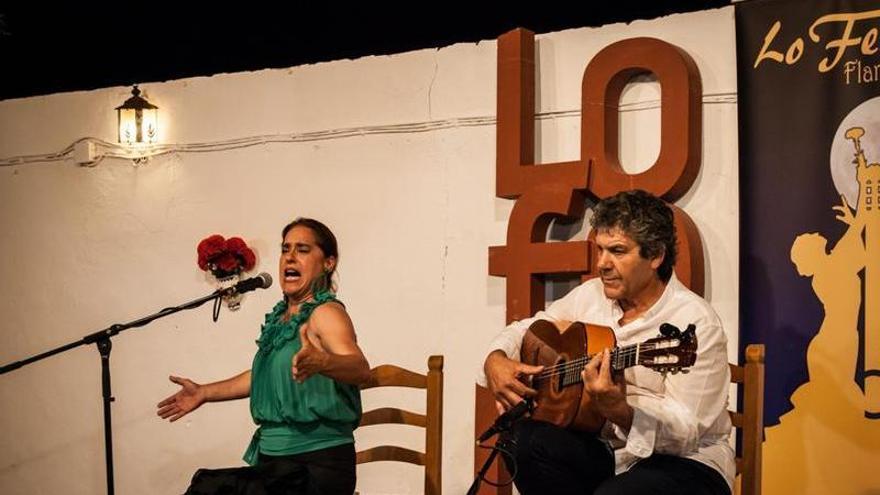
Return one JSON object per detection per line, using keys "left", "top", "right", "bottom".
{"left": 637, "top": 323, "right": 697, "bottom": 374}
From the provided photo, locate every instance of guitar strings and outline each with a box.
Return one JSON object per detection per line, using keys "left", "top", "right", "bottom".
{"left": 537, "top": 344, "right": 640, "bottom": 375}
{"left": 534, "top": 349, "right": 671, "bottom": 384}
{"left": 538, "top": 346, "right": 642, "bottom": 376}
{"left": 532, "top": 343, "right": 673, "bottom": 383}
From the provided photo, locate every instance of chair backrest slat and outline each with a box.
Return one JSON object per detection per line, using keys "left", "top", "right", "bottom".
{"left": 360, "top": 407, "right": 426, "bottom": 427}
{"left": 362, "top": 364, "right": 428, "bottom": 389}
{"left": 357, "top": 445, "right": 425, "bottom": 465}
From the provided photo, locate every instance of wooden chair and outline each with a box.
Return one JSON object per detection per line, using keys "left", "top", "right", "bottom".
{"left": 729, "top": 344, "right": 765, "bottom": 495}
{"left": 357, "top": 355, "right": 444, "bottom": 495}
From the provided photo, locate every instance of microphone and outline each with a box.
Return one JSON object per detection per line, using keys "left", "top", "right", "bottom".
{"left": 476, "top": 398, "right": 534, "bottom": 443}
{"left": 222, "top": 273, "right": 273, "bottom": 296}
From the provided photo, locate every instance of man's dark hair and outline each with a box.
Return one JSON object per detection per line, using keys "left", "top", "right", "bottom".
{"left": 590, "top": 190, "right": 677, "bottom": 282}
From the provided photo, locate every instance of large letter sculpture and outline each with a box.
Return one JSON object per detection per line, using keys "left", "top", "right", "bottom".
{"left": 474, "top": 29, "right": 705, "bottom": 494}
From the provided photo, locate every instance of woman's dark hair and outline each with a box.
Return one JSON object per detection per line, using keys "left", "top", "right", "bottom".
{"left": 281, "top": 217, "right": 339, "bottom": 293}
{"left": 590, "top": 190, "right": 677, "bottom": 282}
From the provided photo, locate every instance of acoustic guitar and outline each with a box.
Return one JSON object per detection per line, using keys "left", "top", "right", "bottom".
{"left": 520, "top": 319, "right": 697, "bottom": 432}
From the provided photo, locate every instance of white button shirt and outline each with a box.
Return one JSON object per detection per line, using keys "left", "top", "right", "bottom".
{"left": 478, "top": 275, "right": 734, "bottom": 490}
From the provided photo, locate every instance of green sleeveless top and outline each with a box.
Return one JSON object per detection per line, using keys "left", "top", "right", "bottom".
{"left": 243, "top": 292, "right": 362, "bottom": 465}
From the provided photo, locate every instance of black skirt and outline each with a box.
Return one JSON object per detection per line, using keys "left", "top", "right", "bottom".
{"left": 184, "top": 443, "right": 356, "bottom": 495}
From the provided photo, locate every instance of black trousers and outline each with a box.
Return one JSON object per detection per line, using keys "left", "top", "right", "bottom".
{"left": 501, "top": 420, "right": 730, "bottom": 495}
{"left": 183, "top": 443, "right": 356, "bottom": 495}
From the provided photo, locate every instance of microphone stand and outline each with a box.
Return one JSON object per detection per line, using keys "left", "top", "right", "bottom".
{"left": 0, "top": 287, "right": 231, "bottom": 495}
{"left": 467, "top": 398, "right": 533, "bottom": 495}
{"left": 468, "top": 443, "right": 505, "bottom": 495}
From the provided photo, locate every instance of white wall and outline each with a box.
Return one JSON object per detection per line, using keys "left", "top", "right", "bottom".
{"left": 0, "top": 7, "right": 737, "bottom": 494}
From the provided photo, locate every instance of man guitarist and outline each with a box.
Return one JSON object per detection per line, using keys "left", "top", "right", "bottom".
{"left": 479, "top": 190, "right": 733, "bottom": 495}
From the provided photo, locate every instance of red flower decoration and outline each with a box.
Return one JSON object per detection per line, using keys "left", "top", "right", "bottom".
{"left": 197, "top": 235, "right": 227, "bottom": 270}
{"left": 215, "top": 252, "right": 239, "bottom": 272}
{"left": 226, "top": 237, "right": 256, "bottom": 271}
{"left": 196, "top": 234, "right": 257, "bottom": 278}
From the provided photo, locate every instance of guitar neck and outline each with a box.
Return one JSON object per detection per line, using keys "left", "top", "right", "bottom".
{"left": 586, "top": 344, "right": 641, "bottom": 373}
{"left": 535, "top": 343, "right": 641, "bottom": 387}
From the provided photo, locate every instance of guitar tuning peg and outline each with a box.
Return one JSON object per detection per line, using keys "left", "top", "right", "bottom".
{"left": 659, "top": 323, "right": 681, "bottom": 338}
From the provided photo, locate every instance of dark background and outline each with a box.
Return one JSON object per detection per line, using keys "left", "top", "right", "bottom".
{"left": 0, "top": 2, "right": 730, "bottom": 100}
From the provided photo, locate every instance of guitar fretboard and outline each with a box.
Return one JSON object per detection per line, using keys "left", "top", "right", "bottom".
{"left": 533, "top": 342, "right": 643, "bottom": 387}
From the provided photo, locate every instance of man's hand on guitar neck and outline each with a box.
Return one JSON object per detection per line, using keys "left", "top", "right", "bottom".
{"left": 582, "top": 348, "right": 633, "bottom": 432}
{"left": 484, "top": 350, "right": 544, "bottom": 414}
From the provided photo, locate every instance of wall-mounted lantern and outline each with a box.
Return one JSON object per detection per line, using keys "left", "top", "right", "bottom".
{"left": 116, "top": 85, "right": 158, "bottom": 145}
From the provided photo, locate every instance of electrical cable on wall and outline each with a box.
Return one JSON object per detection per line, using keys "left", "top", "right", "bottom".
{"left": 0, "top": 92, "right": 736, "bottom": 168}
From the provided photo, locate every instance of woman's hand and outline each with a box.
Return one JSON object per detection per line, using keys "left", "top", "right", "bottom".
{"left": 291, "top": 325, "right": 329, "bottom": 383}
{"left": 290, "top": 302, "right": 370, "bottom": 385}
{"left": 157, "top": 376, "right": 207, "bottom": 422}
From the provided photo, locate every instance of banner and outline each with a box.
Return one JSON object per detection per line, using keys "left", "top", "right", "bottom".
{"left": 736, "top": 0, "right": 880, "bottom": 492}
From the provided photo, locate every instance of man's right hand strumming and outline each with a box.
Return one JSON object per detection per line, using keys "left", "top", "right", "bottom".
{"left": 484, "top": 350, "right": 544, "bottom": 414}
